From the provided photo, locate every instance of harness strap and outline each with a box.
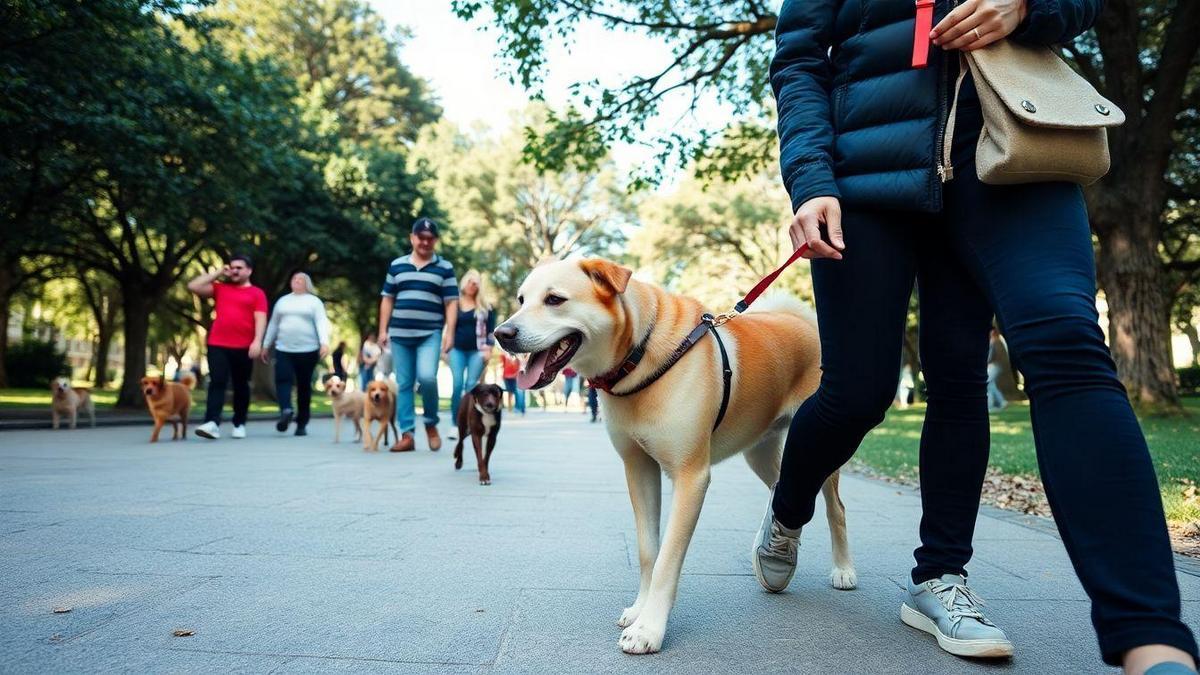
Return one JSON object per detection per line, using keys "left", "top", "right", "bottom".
{"left": 707, "top": 316, "right": 733, "bottom": 431}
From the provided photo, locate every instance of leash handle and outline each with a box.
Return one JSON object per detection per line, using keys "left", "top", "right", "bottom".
{"left": 734, "top": 242, "right": 810, "bottom": 313}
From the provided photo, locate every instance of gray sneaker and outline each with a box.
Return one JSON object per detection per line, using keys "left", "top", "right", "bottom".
{"left": 752, "top": 486, "right": 800, "bottom": 593}
{"left": 901, "top": 574, "right": 1014, "bottom": 658}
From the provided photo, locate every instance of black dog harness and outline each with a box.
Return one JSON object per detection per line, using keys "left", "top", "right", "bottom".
{"left": 588, "top": 244, "right": 810, "bottom": 432}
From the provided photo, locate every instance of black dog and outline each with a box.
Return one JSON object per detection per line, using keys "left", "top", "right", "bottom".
{"left": 454, "top": 383, "right": 504, "bottom": 485}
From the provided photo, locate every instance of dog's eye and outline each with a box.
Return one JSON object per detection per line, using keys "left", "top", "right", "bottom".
{"left": 545, "top": 294, "right": 566, "bottom": 306}
{"left": 517, "top": 295, "right": 524, "bottom": 305}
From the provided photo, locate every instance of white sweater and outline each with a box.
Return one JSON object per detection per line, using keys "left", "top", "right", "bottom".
{"left": 264, "top": 293, "right": 331, "bottom": 354}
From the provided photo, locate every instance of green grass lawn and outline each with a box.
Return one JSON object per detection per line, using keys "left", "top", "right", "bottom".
{"left": 858, "top": 397, "right": 1200, "bottom": 525}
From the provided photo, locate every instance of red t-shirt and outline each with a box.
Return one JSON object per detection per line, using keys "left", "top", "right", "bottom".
{"left": 501, "top": 354, "right": 521, "bottom": 379}
{"left": 208, "top": 282, "right": 268, "bottom": 349}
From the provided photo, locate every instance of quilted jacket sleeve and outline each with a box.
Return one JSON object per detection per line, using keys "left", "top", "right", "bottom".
{"left": 1009, "top": 0, "right": 1104, "bottom": 45}
{"left": 771, "top": 0, "right": 840, "bottom": 213}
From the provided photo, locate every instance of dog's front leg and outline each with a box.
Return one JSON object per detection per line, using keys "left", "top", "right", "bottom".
{"left": 822, "top": 471, "right": 857, "bottom": 589}
{"left": 333, "top": 411, "right": 341, "bottom": 443}
{"left": 471, "top": 432, "right": 489, "bottom": 485}
{"left": 619, "top": 452, "right": 710, "bottom": 655}
{"left": 617, "top": 445, "right": 661, "bottom": 630}
{"left": 51, "top": 410, "right": 59, "bottom": 430}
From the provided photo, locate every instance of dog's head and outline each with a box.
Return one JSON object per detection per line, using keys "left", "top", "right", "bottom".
{"left": 51, "top": 377, "right": 72, "bottom": 397}
{"left": 324, "top": 376, "right": 346, "bottom": 398}
{"left": 366, "top": 380, "right": 391, "bottom": 406}
{"left": 493, "top": 258, "right": 632, "bottom": 389}
{"left": 140, "top": 375, "right": 166, "bottom": 399}
{"left": 470, "top": 383, "right": 504, "bottom": 413}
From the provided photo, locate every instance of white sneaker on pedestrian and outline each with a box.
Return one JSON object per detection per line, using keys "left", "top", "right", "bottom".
{"left": 231, "top": 425, "right": 247, "bottom": 439}
{"left": 195, "top": 421, "right": 220, "bottom": 440}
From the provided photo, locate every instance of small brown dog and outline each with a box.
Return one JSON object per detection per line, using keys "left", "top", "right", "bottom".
{"left": 322, "top": 375, "right": 365, "bottom": 443}
{"left": 453, "top": 383, "right": 504, "bottom": 485}
{"left": 140, "top": 372, "right": 195, "bottom": 442}
{"left": 363, "top": 380, "right": 399, "bottom": 451}
{"left": 50, "top": 377, "right": 95, "bottom": 430}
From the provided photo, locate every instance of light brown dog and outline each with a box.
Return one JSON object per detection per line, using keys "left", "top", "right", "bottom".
{"left": 322, "top": 375, "right": 365, "bottom": 443}
{"left": 494, "top": 258, "right": 854, "bottom": 655}
{"left": 362, "top": 380, "right": 398, "bottom": 451}
{"left": 140, "top": 372, "right": 195, "bottom": 442}
{"left": 50, "top": 377, "right": 95, "bottom": 430}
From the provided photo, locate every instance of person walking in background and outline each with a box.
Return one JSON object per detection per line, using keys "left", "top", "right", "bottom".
{"left": 761, "top": 0, "right": 1197, "bottom": 670}
{"left": 895, "top": 363, "right": 914, "bottom": 410}
{"left": 562, "top": 367, "right": 580, "bottom": 409}
{"left": 330, "top": 341, "right": 348, "bottom": 381}
{"left": 448, "top": 269, "right": 495, "bottom": 422}
{"left": 501, "top": 351, "right": 525, "bottom": 415}
{"left": 262, "top": 271, "right": 330, "bottom": 436}
{"left": 187, "top": 254, "right": 267, "bottom": 440}
{"left": 377, "top": 217, "right": 459, "bottom": 452}
{"left": 986, "top": 328, "right": 1008, "bottom": 413}
{"left": 359, "top": 335, "right": 381, "bottom": 390}
{"left": 586, "top": 381, "right": 599, "bottom": 423}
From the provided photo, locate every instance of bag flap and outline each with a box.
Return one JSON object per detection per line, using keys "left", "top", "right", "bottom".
{"left": 967, "top": 40, "right": 1125, "bottom": 129}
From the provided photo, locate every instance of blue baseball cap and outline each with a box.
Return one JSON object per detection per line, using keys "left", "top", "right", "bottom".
{"left": 411, "top": 217, "right": 440, "bottom": 237}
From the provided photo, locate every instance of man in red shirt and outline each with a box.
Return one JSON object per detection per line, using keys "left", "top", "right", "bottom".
{"left": 187, "top": 254, "right": 268, "bottom": 439}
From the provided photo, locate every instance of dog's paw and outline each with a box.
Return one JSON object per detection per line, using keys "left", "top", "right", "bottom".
{"left": 618, "top": 621, "right": 664, "bottom": 655}
{"left": 479, "top": 478, "right": 491, "bottom": 486}
{"left": 454, "top": 456, "right": 463, "bottom": 470}
{"left": 830, "top": 566, "right": 857, "bottom": 590}
{"left": 616, "top": 604, "right": 641, "bottom": 628}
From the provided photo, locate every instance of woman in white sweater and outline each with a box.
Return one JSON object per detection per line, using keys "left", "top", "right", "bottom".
{"left": 261, "top": 272, "right": 331, "bottom": 436}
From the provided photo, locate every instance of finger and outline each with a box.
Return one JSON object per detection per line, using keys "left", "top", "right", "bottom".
{"left": 932, "top": 0, "right": 978, "bottom": 42}
{"left": 801, "top": 214, "right": 841, "bottom": 260}
{"left": 941, "top": 16, "right": 992, "bottom": 50}
{"left": 826, "top": 207, "right": 845, "bottom": 250}
{"left": 962, "top": 27, "right": 1006, "bottom": 50}
{"left": 937, "top": 10, "right": 987, "bottom": 48}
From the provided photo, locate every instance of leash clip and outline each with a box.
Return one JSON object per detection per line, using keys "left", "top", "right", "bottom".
{"left": 706, "top": 311, "right": 738, "bottom": 327}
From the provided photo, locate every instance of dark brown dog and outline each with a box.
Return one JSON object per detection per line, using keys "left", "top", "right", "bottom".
{"left": 453, "top": 383, "right": 504, "bottom": 485}
{"left": 141, "top": 372, "right": 195, "bottom": 442}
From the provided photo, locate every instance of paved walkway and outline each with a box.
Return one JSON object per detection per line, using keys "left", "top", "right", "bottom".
{"left": 1, "top": 413, "right": 1196, "bottom": 673}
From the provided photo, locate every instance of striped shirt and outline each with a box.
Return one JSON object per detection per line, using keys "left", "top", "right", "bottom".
{"left": 380, "top": 254, "right": 459, "bottom": 340}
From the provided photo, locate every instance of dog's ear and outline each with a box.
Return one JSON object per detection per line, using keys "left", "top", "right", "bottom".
{"left": 579, "top": 258, "right": 632, "bottom": 295}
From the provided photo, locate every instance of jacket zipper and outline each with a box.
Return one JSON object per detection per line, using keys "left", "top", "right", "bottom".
{"left": 934, "top": 0, "right": 958, "bottom": 188}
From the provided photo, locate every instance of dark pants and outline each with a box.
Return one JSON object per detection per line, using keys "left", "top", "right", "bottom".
{"left": 275, "top": 350, "right": 320, "bottom": 426}
{"left": 204, "top": 346, "right": 252, "bottom": 426}
{"left": 587, "top": 385, "right": 599, "bottom": 421}
{"left": 772, "top": 104, "right": 1197, "bottom": 665}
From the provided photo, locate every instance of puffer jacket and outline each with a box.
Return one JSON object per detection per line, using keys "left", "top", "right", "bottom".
{"left": 772, "top": 0, "right": 1104, "bottom": 214}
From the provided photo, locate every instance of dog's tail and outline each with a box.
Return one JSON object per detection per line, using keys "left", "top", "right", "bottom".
{"left": 179, "top": 372, "right": 197, "bottom": 390}
{"left": 743, "top": 291, "right": 817, "bottom": 327}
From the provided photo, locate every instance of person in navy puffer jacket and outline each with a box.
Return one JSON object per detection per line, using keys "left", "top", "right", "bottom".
{"left": 751, "top": 0, "right": 1199, "bottom": 672}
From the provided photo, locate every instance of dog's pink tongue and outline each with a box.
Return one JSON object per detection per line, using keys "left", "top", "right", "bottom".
{"left": 517, "top": 350, "right": 549, "bottom": 389}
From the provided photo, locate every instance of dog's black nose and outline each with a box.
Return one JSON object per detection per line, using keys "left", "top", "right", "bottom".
{"left": 494, "top": 324, "right": 517, "bottom": 341}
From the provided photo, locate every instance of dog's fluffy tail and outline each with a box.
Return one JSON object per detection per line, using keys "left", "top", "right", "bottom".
{"left": 179, "top": 372, "right": 197, "bottom": 390}
{"left": 743, "top": 291, "right": 817, "bottom": 327}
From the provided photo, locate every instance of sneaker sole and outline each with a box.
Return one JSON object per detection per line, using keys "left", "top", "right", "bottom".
{"left": 195, "top": 429, "right": 217, "bottom": 440}
{"left": 900, "top": 603, "right": 1014, "bottom": 658}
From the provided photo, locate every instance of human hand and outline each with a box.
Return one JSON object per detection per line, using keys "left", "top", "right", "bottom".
{"left": 789, "top": 197, "right": 844, "bottom": 260}
{"left": 932, "top": 0, "right": 1027, "bottom": 51}
{"left": 249, "top": 343, "right": 263, "bottom": 361}
{"left": 378, "top": 333, "right": 389, "bottom": 350}
{"left": 319, "top": 344, "right": 330, "bottom": 359}
{"left": 481, "top": 347, "right": 493, "bottom": 363}
{"left": 441, "top": 333, "right": 454, "bottom": 355}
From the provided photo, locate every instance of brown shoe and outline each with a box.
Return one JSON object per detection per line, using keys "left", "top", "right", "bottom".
{"left": 425, "top": 424, "right": 442, "bottom": 451}
{"left": 389, "top": 432, "right": 415, "bottom": 452}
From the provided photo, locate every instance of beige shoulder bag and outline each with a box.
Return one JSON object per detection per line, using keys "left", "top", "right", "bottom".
{"left": 942, "top": 39, "right": 1124, "bottom": 185}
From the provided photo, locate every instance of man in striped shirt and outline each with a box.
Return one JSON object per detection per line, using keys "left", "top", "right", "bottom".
{"left": 377, "top": 218, "right": 459, "bottom": 452}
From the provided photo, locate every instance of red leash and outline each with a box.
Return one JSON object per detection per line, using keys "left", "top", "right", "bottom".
{"left": 724, "top": 242, "right": 810, "bottom": 319}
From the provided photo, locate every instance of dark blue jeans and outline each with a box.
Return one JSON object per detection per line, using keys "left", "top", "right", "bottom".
{"left": 772, "top": 107, "right": 1197, "bottom": 665}
{"left": 274, "top": 349, "right": 320, "bottom": 425}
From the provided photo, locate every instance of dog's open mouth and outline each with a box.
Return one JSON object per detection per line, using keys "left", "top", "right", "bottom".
{"left": 517, "top": 332, "right": 582, "bottom": 390}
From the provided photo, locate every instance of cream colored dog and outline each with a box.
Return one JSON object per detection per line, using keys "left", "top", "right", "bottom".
{"left": 322, "top": 375, "right": 364, "bottom": 443}
{"left": 494, "top": 258, "right": 854, "bottom": 655}
{"left": 50, "top": 377, "right": 95, "bottom": 430}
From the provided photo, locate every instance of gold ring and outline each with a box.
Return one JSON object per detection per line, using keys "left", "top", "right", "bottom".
{"left": 973, "top": 27, "right": 982, "bottom": 40}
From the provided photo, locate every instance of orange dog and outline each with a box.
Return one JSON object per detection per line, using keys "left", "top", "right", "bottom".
{"left": 141, "top": 372, "right": 196, "bottom": 442}
{"left": 362, "top": 380, "right": 398, "bottom": 451}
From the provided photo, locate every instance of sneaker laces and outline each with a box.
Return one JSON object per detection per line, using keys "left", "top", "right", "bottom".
{"left": 764, "top": 521, "right": 798, "bottom": 560}
{"left": 928, "top": 579, "right": 992, "bottom": 626}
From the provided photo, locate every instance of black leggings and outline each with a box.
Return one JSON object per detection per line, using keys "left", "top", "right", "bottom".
{"left": 772, "top": 106, "right": 1197, "bottom": 665}
{"left": 204, "top": 346, "right": 252, "bottom": 426}
{"left": 274, "top": 350, "right": 319, "bottom": 425}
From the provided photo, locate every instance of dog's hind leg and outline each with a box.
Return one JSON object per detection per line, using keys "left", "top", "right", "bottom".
{"left": 822, "top": 471, "right": 857, "bottom": 590}
{"left": 618, "top": 451, "right": 710, "bottom": 655}
{"left": 616, "top": 443, "right": 661, "bottom": 631}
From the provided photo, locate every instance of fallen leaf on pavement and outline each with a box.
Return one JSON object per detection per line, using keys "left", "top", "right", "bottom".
{"left": 172, "top": 629, "right": 195, "bottom": 637}
{"left": 51, "top": 607, "right": 72, "bottom": 614}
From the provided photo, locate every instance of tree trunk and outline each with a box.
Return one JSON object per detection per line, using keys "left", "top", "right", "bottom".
{"left": 1182, "top": 322, "right": 1200, "bottom": 368}
{"left": 93, "top": 326, "right": 113, "bottom": 389}
{"left": 1094, "top": 226, "right": 1181, "bottom": 412}
{"left": 116, "top": 287, "right": 156, "bottom": 408}
{"left": 0, "top": 289, "right": 10, "bottom": 390}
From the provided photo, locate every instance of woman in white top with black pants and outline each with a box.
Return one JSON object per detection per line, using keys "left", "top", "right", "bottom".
{"left": 262, "top": 271, "right": 331, "bottom": 436}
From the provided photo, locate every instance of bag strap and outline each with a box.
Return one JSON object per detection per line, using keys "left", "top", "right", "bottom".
{"left": 941, "top": 51, "right": 970, "bottom": 182}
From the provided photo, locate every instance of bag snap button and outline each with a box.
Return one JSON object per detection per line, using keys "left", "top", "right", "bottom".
{"left": 1021, "top": 100, "right": 1037, "bottom": 113}
{"left": 1095, "top": 103, "right": 1111, "bottom": 115}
